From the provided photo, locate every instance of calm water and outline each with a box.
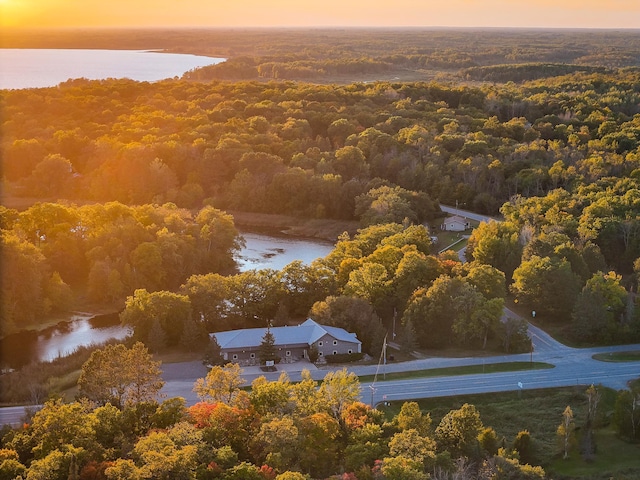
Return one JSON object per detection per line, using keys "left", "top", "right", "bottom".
{"left": 0, "top": 48, "right": 225, "bottom": 90}
{"left": 236, "top": 230, "right": 334, "bottom": 271}
{"left": 0, "top": 233, "right": 334, "bottom": 368}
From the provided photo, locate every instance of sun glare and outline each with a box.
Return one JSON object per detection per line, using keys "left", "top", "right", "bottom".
{"left": 0, "top": 0, "right": 27, "bottom": 27}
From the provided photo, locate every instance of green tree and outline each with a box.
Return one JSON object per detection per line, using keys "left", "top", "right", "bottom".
{"left": 26, "top": 153, "right": 75, "bottom": 197}
{"left": 249, "top": 373, "right": 292, "bottom": 416}
{"left": 0, "top": 232, "right": 48, "bottom": 335}
{"left": 275, "top": 472, "right": 310, "bottom": 480}
{"left": 464, "top": 262, "right": 506, "bottom": 300}
{"left": 356, "top": 185, "right": 416, "bottom": 226}
{"left": 332, "top": 145, "right": 368, "bottom": 180}
{"left": 572, "top": 271, "right": 628, "bottom": 342}
{"left": 403, "top": 275, "right": 478, "bottom": 348}
{"left": 454, "top": 297, "right": 505, "bottom": 349}
{"left": 435, "top": 403, "right": 484, "bottom": 458}
{"left": 394, "top": 402, "right": 432, "bottom": 437}
{"left": 203, "top": 335, "right": 224, "bottom": 367}
{"left": 129, "top": 242, "right": 166, "bottom": 291}
{"left": 344, "top": 423, "right": 387, "bottom": 472}
{"left": 195, "top": 205, "right": 243, "bottom": 273}
{"left": 77, "top": 342, "right": 164, "bottom": 408}
{"left": 388, "top": 429, "right": 436, "bottom": 467}
{"left": 478, "top": 427, "right": 500, "bottom": 456}
{"left": 512, "top": 430, "right": 535, "bottom": 465}
{"left": 511, "top": 255, "right": 580, "bottom": 320}
{"left": 310, "top": 295, "right": 385, "bottom": 356}
{"left": 277, "top": 260, "right": 335, "bottom": 319}
{"left": 380, "top": 455, "right": 429, "bottom": 480}
{"left": 225, "top": 269, "right": 281, "bottom": 327}
{"left": 613, "top": 380, "right": 640, "bottom": 441}
{"left": 180, "top": 273, "right": 230, "bottom": 331}
{"left": 252, "top": 415, "right": 299, "bottom": 470}
{"left": 466, "top": 220, "right": 522, "bottom": 280}
{"left": 120, "top": 289, "right": 196, "bottom": 347}
{"left": 498, "top": 317, "right": 531, "bottom": 353}
{"left": 297, "top": 412, "right": 341, "bottom": 478}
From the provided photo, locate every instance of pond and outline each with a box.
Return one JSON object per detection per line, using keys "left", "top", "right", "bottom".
{"left": 0, "top": 231, "right": 336, "bottom": 368}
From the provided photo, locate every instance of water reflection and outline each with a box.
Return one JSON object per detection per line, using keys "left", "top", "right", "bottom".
{"left": 0, "top": 312, "right": 130, "bottom": 369}
{"left": 0, "top": 231, "right": 335, "bottom": 368}
{"left": 236, "top": 230, "right": 334, "bottom": 271}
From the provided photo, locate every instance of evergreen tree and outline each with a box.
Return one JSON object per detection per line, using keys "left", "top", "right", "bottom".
{"left": 203, "top": 335, "right": 224, "bottom": 366}
{"left": 259, "top": 326, "right": 278, "bottom": 365}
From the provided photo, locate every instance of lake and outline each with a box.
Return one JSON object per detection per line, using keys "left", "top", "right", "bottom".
{"left": 0, "top": 48, "right": 225, "bottom": 90}
{"left": 0, "top": 231, "right": 335, "bottom": 368}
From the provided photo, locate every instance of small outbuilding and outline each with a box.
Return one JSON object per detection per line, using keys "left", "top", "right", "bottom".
{"left": 211, "top": 319, "right": 361, "bottom": 365}
{"left": 441, "top": 215, "right": 469, "bottom": 232}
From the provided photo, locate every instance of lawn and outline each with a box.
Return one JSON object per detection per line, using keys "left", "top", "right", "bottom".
{"left": 358, "top": 361, "right": 553, "bottom": 383}
{"left": 592, "top": 351, "right": 640, "bottom": 362}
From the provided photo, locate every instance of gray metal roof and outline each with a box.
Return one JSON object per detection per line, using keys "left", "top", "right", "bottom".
{"left": 212, "top": 319, "right": 360, "bottom": 350}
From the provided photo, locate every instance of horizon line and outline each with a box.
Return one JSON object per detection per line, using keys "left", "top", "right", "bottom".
{"left": 3, "top": 25, "right": 640, "bottom": 32}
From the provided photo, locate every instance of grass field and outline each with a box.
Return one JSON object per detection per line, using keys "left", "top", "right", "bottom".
{"left": 378, "top": 386, "right": 640, "bottom": 479}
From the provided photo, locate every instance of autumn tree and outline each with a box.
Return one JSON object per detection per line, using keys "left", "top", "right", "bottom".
{"left": 193, "top": 363, "right": 245, "bottom": 405}
{"left": 77, "top": 342, "right": 164, "bottom": 408}
{"left": 435, "top": 403, "right": 484, "bottom": 459}
{"left": 557, "top": 405, "right": 576, "bottom": 460}
{"left": 318, "top": 368, "right": 361, "bottom": 421}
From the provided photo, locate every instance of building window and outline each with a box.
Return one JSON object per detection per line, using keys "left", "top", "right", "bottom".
{"left": 318, "top": 341, "right": 323, "bottom": 347}
{"left": 348, "top": 349, "right": 352, "bottom": 354}
{"left": 333, "top": 340, "right": 338, "bottom": 345}
{"left": 319, "top": 351, "right": 323, "bottom": 356}
{"left": 232, "top": 354, "right": 238, "bottom": 360}
{"left": 333, "top": 351, "right": 338, "bottom": 355}
{"left": 286, "top": 351, "right": 291, "bottom": 357}
{"left": 250, "top": 353, "right": 255, "bottom": 359}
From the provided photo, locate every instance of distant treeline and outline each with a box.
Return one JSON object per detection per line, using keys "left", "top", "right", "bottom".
{"left": 3, "top": 28, "right": 640, "bottom": 84}
{"left": 459, "top": 63, "right": 612, "bottom": 83}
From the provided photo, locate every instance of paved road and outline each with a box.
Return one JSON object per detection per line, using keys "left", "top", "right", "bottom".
{"left": 440, "top": 204, "right": 500, "bottom": 223}
{"left": 2, "top": 338, "right": 639, "bottom": 426}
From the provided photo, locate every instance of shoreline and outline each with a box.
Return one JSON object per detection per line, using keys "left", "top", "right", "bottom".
{"left": 228, "top": 210, "right": 359, "bottom": 242}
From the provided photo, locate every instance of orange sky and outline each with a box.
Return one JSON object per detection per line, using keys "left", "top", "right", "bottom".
{"left": 1, "top": 0, "right": 639, "bottom": 29}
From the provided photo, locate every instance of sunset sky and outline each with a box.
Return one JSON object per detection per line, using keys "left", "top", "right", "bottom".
{"left": 1, "top": 0, "right": 639, "bottom": 29}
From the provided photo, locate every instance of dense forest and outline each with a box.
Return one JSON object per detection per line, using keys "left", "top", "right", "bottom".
{"left": 2, "top": 28, "right": 640, "bottom": 479}
{"left": 3, "top": 58, "right": 640, "bottom": 343}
